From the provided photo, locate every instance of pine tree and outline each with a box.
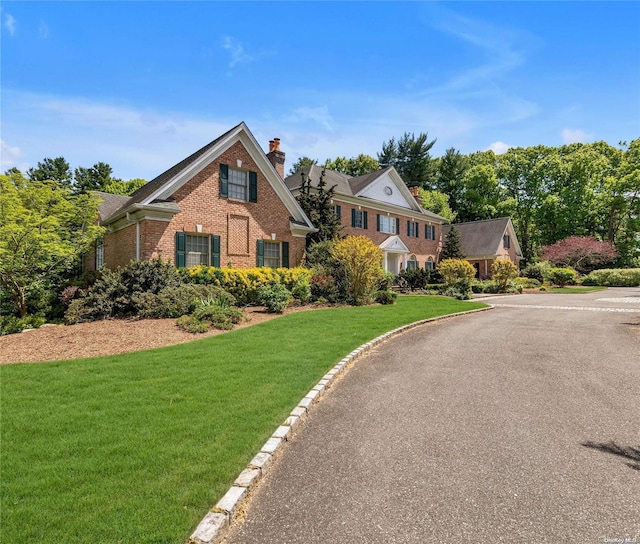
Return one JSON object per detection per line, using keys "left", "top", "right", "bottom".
{"left": 441, "top": 226, "right": 465, "bottom": 260}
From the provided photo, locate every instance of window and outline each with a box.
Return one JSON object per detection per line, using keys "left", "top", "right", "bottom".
{"left": 219, "top": 164, "right": 257, "bottom": 202}
{"left": 95, "top": 238, "right": 104, "bottom": 269}
{"left": 175, "top": 233, "right": 221, "bottom": 268}
{"left": 425, "top": 257, "right": 435, "bottom": 270}
{"left": 228, "top": 168, "right": 248, "bottom": 200}
{"left": 186, "top": 234, "right": 210, "bottom": 267}
{"left": 407, "top": 220, "right": 419, "bottom": 237}
{"left": 351, "top": 209, "right": 368, "bottom": 229}
{"left": 257, "top": 240, "right": 290, "bottom": 268}
{"left": 406, "top": 255, "right": 418, "bottom": 270}
{"left": 333, "top": 204, "right": 342, "bottom": 218}
{"left": 377, "top": 214, "right": 397, "bottom": 234}
{"left": 503, "top": 234, "right": 511, "bottom": 248}
{"left": 425, "top": 224, "right": 436, "bottom": 240}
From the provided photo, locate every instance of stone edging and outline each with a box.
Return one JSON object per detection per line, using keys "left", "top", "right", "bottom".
{"left": 187, "top": 305, "right": 492, "bottom": 544}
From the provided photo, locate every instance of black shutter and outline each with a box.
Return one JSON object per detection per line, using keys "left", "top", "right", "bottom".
{"left": 282, "top": 241, "right": 289, "bottom": 268}
{"left": 256, "top": 239, "right": 264, "bottom": 267}
{"left": 335, "top": 205, "right": 341, "bottom": 218}
{"left": 396, "top": 217, "right": 400, "bottom": 234}
{"left": 376, "top": 214, "right": 381, "bottom": 232}
{"left": 425, "top": 224, "right": 428, "bottom": 239}
{"left": 219, "top": 164, "right": 228, "bottom": 197}
{"left": 363, "top": 211, "right": 368, "bottom": 230}
{"left": 249, "top": 171, "right": 258, "bottom": 202}
{"left": 351, "top": 209, "right": 357, "bottom": 228}
{"left": 211, "top": 235, "right": 220, "bottom": 268}
{"left": 407, "top": 220, "right": 411, "bottom": 236}
{"left": 175, "top": 232, "right": 186, "bottom": 268}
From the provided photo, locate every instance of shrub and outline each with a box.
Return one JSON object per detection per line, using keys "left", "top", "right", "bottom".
{"left": 374, "top": 290, "right": 397, "bottom": 305}
{"left": 521, "top": 261, "right": 551, "bottom": 283}
{"left": 443, "top": 286, "right": 471, "bottom": 300}
{"left": 470, "top": 281, "right": 485, "bottom": 294}
{"left": 378, "top": 271, "right": 396, "bottom": 291}
{"left": 581, "top": 268, "right": 640, "bottom": 287}
{"left": 192, "top": 303, "right": 243, "bottom": 330}
{"left": 482, "top": 281, "right": 522, "bottom": 294}
{"left": 546, "top": 267, "right": 578, "bottom": 287}
{"left": 541, "top": 236, "right": 618, "bottom": 274}
{"left": 398, "top": 268, "right": 430, "bottom": 291}
{"left": 176, "top": 315, "right": 210, "bottom": 334}
{"left": 181, "top": 266, "right": 311, "bottom": 305}
{"left": 0, "top": 314, "right": 47, "bottom": 336}
{"left": 133, "top": 285, "right": 236, "bottom": 319}
{"left": 491, "top": 259, "right": 519, "bottom": 292}
{"left": 257, "top": 283, "right": 291, "bottom": 313}
{"left": 330, "top": 236, "right": 384, "bottom": 305}
{"left": 310, "top": 274, "right": 338, "bottom": 302}
{"left": 438, "top": 259, "right": 476, "bottom": 290}
{"left": 514, "top": 277, "right": 541, "bottom": 289}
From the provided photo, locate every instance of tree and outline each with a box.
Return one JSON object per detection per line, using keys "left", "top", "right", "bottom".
{"left": 417, "top": 189, "right": 456, "bottom": 222}
{"left": 456, "top": 164, "right": 503, "bottom": 222}
{"left": 378, "top": 132, "right": 437, "bottom": 188}
{"left": 325, "top": 154, "right": 379, "bottom": 176}
{"left": 436, "top": 148, "right": 469, "bottom": 213}
{"left": 288, "top": 156, "right": 317, "bottom": 175}
{"left": 296, "top": 168, "right": 342, "bottom": 246}
{"left": 0, "top": 173, "right": 104, "bottom": 317}
{"left": 102, "top": 178, "right": 147, "bottom": 196}
{"left": 540, "top": 236, "right": 618, "bottom": 274}
{"left": 74, "top": 162, "right": 114, "bottom": 193}
{"left": 438, "top": 258, "right": 476, "bottom": 288}
{"left": 27, "top": 157, "right": 73, "bottom": 189}
{"left": 330, "top": 236, "right": 384, "bottom": 304}
{"left": 440, "top": 226, "right": 465, "bottom": 260}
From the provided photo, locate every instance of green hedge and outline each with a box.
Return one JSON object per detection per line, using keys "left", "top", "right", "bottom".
{"left": 581, "top": 268, "right": 640, "bottom": 287}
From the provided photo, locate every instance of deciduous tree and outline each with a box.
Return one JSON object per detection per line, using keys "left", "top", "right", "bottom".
{"left": 540, "top": 236, "right": 618, "bottom": 274}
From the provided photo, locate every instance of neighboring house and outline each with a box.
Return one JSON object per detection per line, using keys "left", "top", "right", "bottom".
{"left": 87, "top": 122, "right": 316, "bottom": 271}
{"left": 442, "top": 217, "right": 523, "bottom": 279}
{"left": 284, "top": 165, "right": 447, "bottom": 274}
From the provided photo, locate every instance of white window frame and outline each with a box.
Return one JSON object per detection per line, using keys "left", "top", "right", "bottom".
{"left": 503, "top": 234, "right": 511, "bottom": 249}
{"left": 425, "top": 257, "right": 435, "bottom": 270}
{"left": 228, "top": 167, "right": 248, "bottom": 201}
{"left": 186, "top": 234, "right": 210, "bottom": 267}
{"left": 406, "top": 255, "right": 418, "bottom": 270}
{"left": 379, "top": 215, "right": 397, "bottom": 234}
{"left": 426, "top": 224, "right": 436, "bottom": 240}
{"left": 263, "top": 241, "right": 281, "bottom": 268}
{"left": 353, "top": 209, "right": 365, "bottom": 229}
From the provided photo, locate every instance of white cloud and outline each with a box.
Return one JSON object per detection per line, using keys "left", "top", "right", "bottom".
{"left": 488, "top": 141, "right": 511, "bottom": 154}
{"left": 221, "top": 36, "right": 253, "bottom": 67}
{"left": 284, "top": 106, "right": 334, "bottom": 131}
{"left": 0, "top": 139, "right": 27, "bottom": 172}
{"left": 561, "top": 128, "right": 593, "bottom": 144}
{"left": 4, "top": 12, "right": 16, "bottom": 36}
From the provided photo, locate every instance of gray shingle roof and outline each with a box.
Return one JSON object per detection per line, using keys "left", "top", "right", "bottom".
{"left": 101, "top": 122, "right": 244, "bottom": 222}
{"left": 442, "top": 217, "right": 511, "bottom": 257}
{"left": 93, "top": 191, "right": 131, "bottom": 221}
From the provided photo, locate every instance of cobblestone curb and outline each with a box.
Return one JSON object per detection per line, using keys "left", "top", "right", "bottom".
{"left": 187, "top": 305, "right": 492, "bottom": 544}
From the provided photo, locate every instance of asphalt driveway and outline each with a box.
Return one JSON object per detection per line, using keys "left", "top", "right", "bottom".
{"left": 226, "top": 288, "right": 639, "bottom": 544}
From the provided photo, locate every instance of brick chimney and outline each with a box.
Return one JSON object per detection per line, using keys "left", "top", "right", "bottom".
{"left": 266, "top": 137, "right": 285, "bottom": 179}
{"left": 409, "top": 186, "right": 423, "bottom": 207}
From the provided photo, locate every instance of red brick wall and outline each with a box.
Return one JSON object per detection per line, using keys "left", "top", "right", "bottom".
{"left": 337, "top": 204, "right": 441, "bottom": 266}
{"left": 106, "top": 140, "right": 305, "bottom": 269}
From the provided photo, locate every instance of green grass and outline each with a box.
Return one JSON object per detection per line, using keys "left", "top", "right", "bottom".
{"left": 549, "top": 285, "right": 608, "bottom": 293}
{"left": 1, "top": 296, "right": 485, "bottom": 544}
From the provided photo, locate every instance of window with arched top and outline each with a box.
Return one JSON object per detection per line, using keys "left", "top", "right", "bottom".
{"left": 407, "top": 255, "right": 418, "bottom": 270}
{"left": 425, "top": 256, "right": 435, "bottom": 270}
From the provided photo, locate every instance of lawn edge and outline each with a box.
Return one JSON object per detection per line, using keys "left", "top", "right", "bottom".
{"left": 187, "top": 304, "right": 492, "bottom": 544}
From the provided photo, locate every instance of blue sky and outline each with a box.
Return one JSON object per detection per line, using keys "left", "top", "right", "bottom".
{"left": 2, "top": 1, "right": 639, "bottom": 181}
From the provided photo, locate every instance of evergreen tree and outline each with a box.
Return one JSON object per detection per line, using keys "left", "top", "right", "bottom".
{"left": 378, "top": 132, "right": 437, "bottom": 188}
{"left": 74, "top": 162, "right": 114, "bottom": 193}
{"left": 288, "top": 156, "right": 317, "bottom": 175}
{"left": 27, "top": 157, "right": 73, "bottom": 189}
{"left": 296, "top": 168, "right": 342, "bottom": 246}
{"left": 441, "top": 226, "right": 465, "bottom": 260}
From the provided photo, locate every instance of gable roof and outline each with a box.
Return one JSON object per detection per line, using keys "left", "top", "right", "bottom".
{"left": 284, "top": 164, "right": 447, "bottom": 222}
{"left": 442, "top": 217, "right": 522, "bottom": 258}
{"left": 99, "top": 122, "right": 315, "bottom": 232}
{"left": 93, "top": 191, "right": 131, "bottom": 221}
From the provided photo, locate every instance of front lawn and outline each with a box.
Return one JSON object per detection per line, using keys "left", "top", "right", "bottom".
{"left": 549, "top": 286, "right": 608, "bottom": 293}
{"left": 1, "top": 296, "right": 486, "bottom": 544}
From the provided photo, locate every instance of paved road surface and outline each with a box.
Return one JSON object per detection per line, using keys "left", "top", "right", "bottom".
{"left": 226, "top": 288, "right": 640, "bottom": 544}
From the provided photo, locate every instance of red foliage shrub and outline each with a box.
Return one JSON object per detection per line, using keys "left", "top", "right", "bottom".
{"left": 540, "top": 236, "right": 618, "bottom": 273}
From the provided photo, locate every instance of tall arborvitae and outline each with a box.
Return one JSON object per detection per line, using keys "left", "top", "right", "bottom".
{"left": 297, "top": 168, "right": 342, "bottom": 246}
{"left": 441, "top": 226, "right": 465, "bottom": 260}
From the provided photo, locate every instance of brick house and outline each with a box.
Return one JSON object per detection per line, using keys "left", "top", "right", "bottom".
{"left": 88, "top": 122, "right": 316, "bottom": 271}
{"left": 284, "top": 165, "right": 448, "bottom": 274}
{"left": 442, "top": 217, "right": 523, "bottom": 279}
